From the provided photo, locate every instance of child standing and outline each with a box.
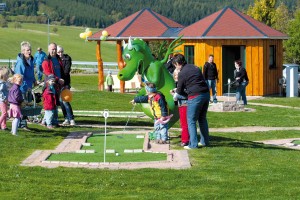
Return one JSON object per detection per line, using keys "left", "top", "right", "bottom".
{"left": 131, "top": 82, "right": 170, "bottom": 144}
{"left": 42, "top": 74, "right": 59, "bottom": 129}
{"left": 0, "top": 68, "right": 10, "bottom": 131}
{"left": 105, "top": 71, "right": 114, "bottom": 92}
{"left": 8, "top": 74, "right": 24, "bottom": 136}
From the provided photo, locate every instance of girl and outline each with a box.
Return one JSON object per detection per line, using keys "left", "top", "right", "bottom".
{"left": 0, "top": 68, "right": 10, "bottom": 131}
{"left": 8, "top": 74, "right": 24, "bottom": 136}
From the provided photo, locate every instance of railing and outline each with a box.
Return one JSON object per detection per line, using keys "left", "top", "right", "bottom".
{"left": 0, "top": 59, "right": 118, "bottom": 73}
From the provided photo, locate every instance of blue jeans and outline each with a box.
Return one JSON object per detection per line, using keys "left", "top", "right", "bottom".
{"left": 187, "top": 92, "right": 210, "bottom": 148}
{"left": 154, "top": 120, "right": 168, "bottom": 141}
{"left": 36, "top": 64, "right": 43, "bottom": 81}
{"left": 43, "top": 107, "right": 58, "bottom": 126}
{"left": 236, "top": 82, "right": 248, "bottom": 105}
{"left": 60, "top": 100, "right": 74, "bottom": 121}
{"left": 206, "top": 80, "right": 217, "bottom": 102}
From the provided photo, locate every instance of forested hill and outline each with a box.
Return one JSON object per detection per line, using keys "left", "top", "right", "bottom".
{"left": 2, "top": 0, "right": 298, "bottom": 28}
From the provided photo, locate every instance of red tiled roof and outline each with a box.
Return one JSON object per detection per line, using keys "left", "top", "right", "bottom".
{"left": 90, "top": 8, "right": 184, "bottom": 40}
{"left": 179, "top": 7, "right": 288, "bottom": 39}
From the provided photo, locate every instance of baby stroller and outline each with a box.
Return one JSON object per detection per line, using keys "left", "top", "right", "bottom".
{"left": 21, "top": 84, "right": 44, "bottom": 124}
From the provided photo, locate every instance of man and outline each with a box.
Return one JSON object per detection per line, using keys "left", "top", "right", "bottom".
{"left": 42, "top": 43, "right": 65, "bottom": 127}
{"left": 33, "top": 47, "right": 47, "bottom": 83}
{"left": 203, "top": 54, "right": 218, "bottom": 103}
{"left": 173, "top": 54, "right": 210, "bottom": 149}
{"left": 57, "top": 45, "right": 75, "bottom": 126}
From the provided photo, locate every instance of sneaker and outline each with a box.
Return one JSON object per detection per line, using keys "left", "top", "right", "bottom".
{"left": 184, "top": 146, "right": 192, "bottom": 150}
{"left": 47, "top": 125, "right": 54, "bottom": 129}
{"left": 181, "top": 142, "right": 189, "bottom": 147}
{"left": 62, "top": 119, "right": 70, "bottom": 125}
{"left": 198, "top": 142, "right": 206, "bottom": 148}
{"left": 70, "top": 120, "right": 76, "bottom": 126}
{"left": 22, "top": 127, "right": 31, "bottom": 131}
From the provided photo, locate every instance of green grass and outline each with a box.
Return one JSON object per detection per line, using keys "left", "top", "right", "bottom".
{"left": 1, "top": 74, "right": 300, "bottom": 199}
{"left": 0, "top": 23, "right": 116, "bottom": 62}
{"left": 250, "top": 97, "right": 300, "bottom": 107}
{"left": 48, "top": 134, "right": 166, "bottom": 162}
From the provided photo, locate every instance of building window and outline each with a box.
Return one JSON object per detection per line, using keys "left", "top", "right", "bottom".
{"left": 269, "top": 45, "right": 276, "bottom": 69}
{"left": 184, "top": 45, "right": 194, "bottom": 64}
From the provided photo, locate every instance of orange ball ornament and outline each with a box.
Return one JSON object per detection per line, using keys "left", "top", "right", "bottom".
{"left": 60, "top": 89, "right": 73, "bottom": 102}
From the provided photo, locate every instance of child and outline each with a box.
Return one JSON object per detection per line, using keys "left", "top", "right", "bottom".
{"left": 131, "top": 82, "right": 170, "bottom": 144}
{"left": 105, "top": 71, "right": 114, "bottom": 92}
{"left": 8, "top": 74, "right": 24, "bottom": 136}
{"left": 171, "top": 89, "right": 189, "bottom": 146}
{"left": 42, "top": 74, "right": 59, "bottom": 129}
{"left": 0, "top": 68, "right": 10, "bottom": 131}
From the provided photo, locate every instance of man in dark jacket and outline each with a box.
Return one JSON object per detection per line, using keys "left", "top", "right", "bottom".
{"left": 174, "top": 53, "right": 210, "bottom": 149}
{"left": 57, "top": 45, "right": 75, "bottom": 126}
{"left": 203, "top": 54, "right": 218, "bottom": 103}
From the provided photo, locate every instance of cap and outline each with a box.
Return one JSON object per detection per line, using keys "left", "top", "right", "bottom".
{"left": 37, "top": 47, "right": 42, "bottom": 51}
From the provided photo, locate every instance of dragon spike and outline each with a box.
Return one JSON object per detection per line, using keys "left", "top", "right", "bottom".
{"left": 128, "top": 36, "right": 133, "bottom": 50}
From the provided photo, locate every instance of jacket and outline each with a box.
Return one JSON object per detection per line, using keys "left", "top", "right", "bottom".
{"left": 42, "top": 83, "right": 59, "bottom": 110}
{"left": 14, "top": 53, "right": 36, "bottom": 94}
{"left": 60, "top": 54, "right": 72, "bottom": 86}
{"left": 33, "top": 51, "right": 47, "bottom": 66}
{"left": 134, "top": 92, "right": 169, "bottom": 119}
{"left": 203, "top": 62, "right": 218, "bottom": 80}
{"left": 176, "top": 64, "right": 209, "bottom": 97}
{"left": 42, "top": 55, "right": 65, "bottom": 82}
{"left": 8, "top": 84, "right": 23, "bottom": 105}
{"left": 0, "top": 80, "right": 8, "bottom": 102}
{"left": 234, "top": 67, "right": 249, "bottom": 83}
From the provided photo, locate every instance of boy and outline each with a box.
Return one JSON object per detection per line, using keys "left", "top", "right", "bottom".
{"left": 131, "top": 82, "right": 170, "bottom": 144}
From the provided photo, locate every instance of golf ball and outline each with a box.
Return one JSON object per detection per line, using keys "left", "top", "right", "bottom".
{"left": 115, "top": 153, "right": 119, "bottom": 156}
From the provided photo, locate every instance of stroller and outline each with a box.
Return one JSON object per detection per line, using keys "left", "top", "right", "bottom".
{"left": 21, "top": 84, "right": 44, "bottom": 123}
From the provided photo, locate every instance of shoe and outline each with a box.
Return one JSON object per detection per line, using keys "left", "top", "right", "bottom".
{"left": 198, "top": 142, "right": 206, "bottom": 148}
{"left": 70, "top": 120, "right": 76, "bottom": 126}
{"left": 47, "top": 125, "right": 54, "bottom": 129}
{"left": 40, "top": 121, "right": 46, "bottom": 127}
{"left": 62, "top": 119, "right": 70, "bottom": 125}
{"left": 11, "top": 132, "right": 17, "bottom": 136}
{"left": 22, "top": 127, "right": 31, "bottom": 131}
{"left": 184, "top": 146, "right": 192, "bottom": 150}
{"left": 53, "top": 124, "right": 60, "bottom": 128}
{"left": 181, "top": 142, "right": 189, "bottom": 147}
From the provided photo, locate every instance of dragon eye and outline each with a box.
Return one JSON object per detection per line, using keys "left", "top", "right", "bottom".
{"left": 124, "top": 54, "right": 131, "bottom": 60}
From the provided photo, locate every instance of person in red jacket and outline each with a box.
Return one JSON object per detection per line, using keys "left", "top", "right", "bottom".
{"left": 42, "top": 74, "right": 60, "bottom": 129}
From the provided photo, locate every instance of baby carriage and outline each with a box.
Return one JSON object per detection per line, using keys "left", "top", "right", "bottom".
{"left": 21, "top": 84, "right": 44, "bottom": 123}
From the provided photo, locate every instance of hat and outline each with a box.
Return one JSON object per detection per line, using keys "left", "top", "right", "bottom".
{"left": 37, "top": 47, "right": 42, "bottom": 51}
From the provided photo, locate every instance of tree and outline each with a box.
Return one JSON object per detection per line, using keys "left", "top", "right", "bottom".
{"left": 273, "top": 2, "right": 290, "bottom": 33}
{"left": 247, "top": 0, "right": 276, "bottom": 27}
{"left": 0, "top": 15, "right": 8, "bottom": 28}
{"left": 52, "top": 26, "right": 58, "bottom": 33}
{"left": 284, "top": 9, "right": 300, "bottom": 63}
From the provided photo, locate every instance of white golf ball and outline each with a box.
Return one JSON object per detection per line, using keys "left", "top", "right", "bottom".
{"left": 115, "top": 153, "right": 119, "bottom": 156}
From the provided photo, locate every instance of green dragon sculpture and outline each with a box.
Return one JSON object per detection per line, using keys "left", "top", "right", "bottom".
{"left": 118, "top": 36, "right": 183, "bottom": 128}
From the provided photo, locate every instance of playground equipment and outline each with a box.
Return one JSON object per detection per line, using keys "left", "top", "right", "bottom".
{"left": 117, "top": 36, "right": 183, "bottom": 128}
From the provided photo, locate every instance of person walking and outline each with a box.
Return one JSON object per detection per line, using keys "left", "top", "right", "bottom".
{"left": 234, "top": 60, "right": 249, "bottom": 105}
{"left": 33, "top": 47, "right": 47, "bottom": 83}
{"left": 42, "top": 43, "right": 65, "bottom": 127}
{"left": 173, "top": 53, "right": 210, "bottom": 149}
{"left": 0, "top": 68, "right": 10, "bottom": 131}
{"left": 203, "top": 54, "right": 218, "bottom": 103}
{"left": 105, "top": 70, "right": 114, "bottom": 92}
{"left": 57, "top": 45, "right": 75, "bottom": 126}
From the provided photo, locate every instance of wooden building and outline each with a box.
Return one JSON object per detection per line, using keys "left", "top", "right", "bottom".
{"left": 89, "top": 7, "right": 288, "bottom": 96}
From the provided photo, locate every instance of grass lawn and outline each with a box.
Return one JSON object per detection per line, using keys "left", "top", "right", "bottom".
{"left": 0, "top": 74, "right": 300, "bottom": 199}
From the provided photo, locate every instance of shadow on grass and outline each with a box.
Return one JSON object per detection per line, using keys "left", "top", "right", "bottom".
{"left": 209, "top": 135, "right": 297, "bottom": 151}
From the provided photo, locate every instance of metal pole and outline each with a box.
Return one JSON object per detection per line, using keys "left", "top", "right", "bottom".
{"left": 228, "top": 78, "right": 231, "bottom": 101}
{"left": 47, "top": 17, "right": 50, "bottom": 46}
{"left": 103, "top": 110, "right": 109, "bottom": 163}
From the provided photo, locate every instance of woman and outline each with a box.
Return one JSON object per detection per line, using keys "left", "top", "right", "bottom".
{"left": 14, "top": 41, "right": 36, "bottom": 130}
{"left": 173, "top": 54, "right": 210, "bottom": 149}
{"left": 234, "top": 60, "right": 249, "bottom": 105}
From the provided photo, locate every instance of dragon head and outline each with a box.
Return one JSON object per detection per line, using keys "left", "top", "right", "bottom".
{"left": 118, "top": 37, "right": 154, "bottom": 81}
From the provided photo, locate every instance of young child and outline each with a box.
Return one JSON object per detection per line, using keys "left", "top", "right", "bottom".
{"left": 0, "top": 68, "right": 10, "bottom": 131}
{"left": 105, "top": 71, "right": 114, "bottom": 92}
{"left": 42, "top": 74, "right": 59, "bottom": 129}
{"left": 8, "top": 74, "right": 24, "bottom": 136}
{"left": 131, "top": 82, "right": 170, "bottom": 144}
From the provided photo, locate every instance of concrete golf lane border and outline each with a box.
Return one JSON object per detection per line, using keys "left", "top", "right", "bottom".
{"left": 21, "top": 130, "right": 191, "bottom": 170}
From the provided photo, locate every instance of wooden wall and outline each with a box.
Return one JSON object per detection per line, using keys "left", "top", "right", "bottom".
{"left": 176, "top": 39, "right": 283, "bottom": 96}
